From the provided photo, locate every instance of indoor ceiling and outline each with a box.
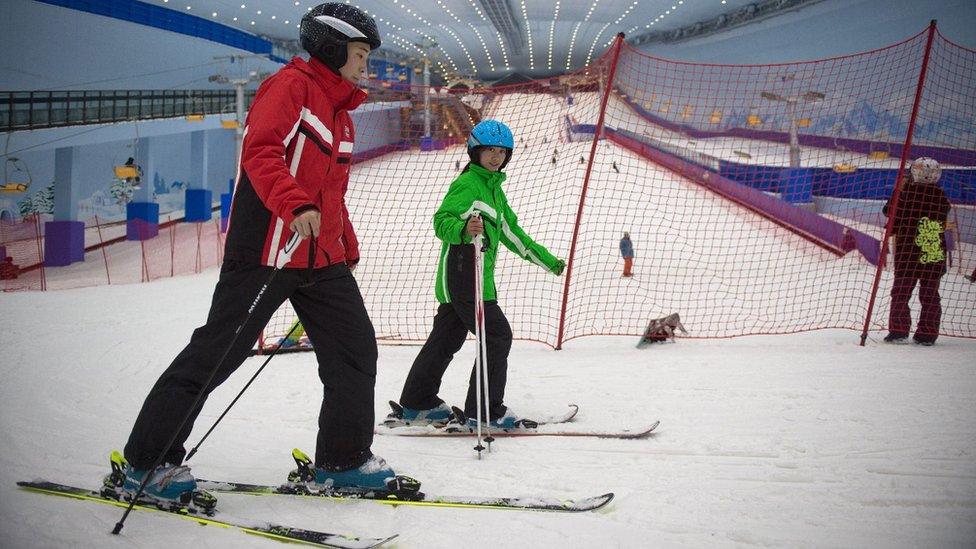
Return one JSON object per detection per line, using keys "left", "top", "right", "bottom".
{"left": 144, "top": 0, "right": 764, "bottom": 79}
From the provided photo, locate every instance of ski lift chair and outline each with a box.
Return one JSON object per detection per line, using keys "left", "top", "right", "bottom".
{"left": 113, "top": 156, "right": 140, "bottom": 180}
{"left": 113, "top": 157, "right": 142, "bottom": 189}
{"left": 113, "top": 165, "right": 139, "bottom": 179}
{"left": 219, "top": 103, "right": 240, "bottom": 129}
{"left": 1, "top": 157, "right": 31, "bottom": 193}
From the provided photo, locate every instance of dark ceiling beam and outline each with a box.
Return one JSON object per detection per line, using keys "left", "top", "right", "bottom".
{"left": 478, "top": 0, "right": 524, "bottom": 55}
{"left": 630, "top": 0, "right": 826, "bottom": 46}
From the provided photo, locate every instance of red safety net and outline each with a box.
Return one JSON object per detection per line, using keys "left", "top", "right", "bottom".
{"left": 0, "top": 213, "right": 224, "bottom": 291}
{"left": 261, "top": 24, "right": 974, "bottom": 351}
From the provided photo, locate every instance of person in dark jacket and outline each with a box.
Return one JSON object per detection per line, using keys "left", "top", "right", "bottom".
{"left": 620, "top": 232, "right": 634, "bottom": 277}
{"left": 116, "top": 4, "right": 409, "bottom": 509}
{"left": 882, "top": 157, "right": 952, "bottom": 345}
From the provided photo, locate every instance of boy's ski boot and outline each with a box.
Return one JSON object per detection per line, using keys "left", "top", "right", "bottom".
{"left": 382, "top": 400, "right": 457, "bottom": 428}
{"left": 285, "top": 448, "right": 422, "bottom": 501}
{"left": 101, "top": 450, "right": 217, "bottom": 515}
{"left": 450, "top": 406, "right": 539, "bottom": 432}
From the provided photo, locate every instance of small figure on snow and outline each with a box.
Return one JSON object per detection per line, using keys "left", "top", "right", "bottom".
{"left": 637, "top": 313, "right": 688, "bottom": 347}
{"left": 620, "top": 232, "right": 634, "bottom": 277}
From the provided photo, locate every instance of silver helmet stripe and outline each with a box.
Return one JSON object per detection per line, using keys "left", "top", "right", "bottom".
{"left": 314, "top": 14, "right": 367, "bottom": 39}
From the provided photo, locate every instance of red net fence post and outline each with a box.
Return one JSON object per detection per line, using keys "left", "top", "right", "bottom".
{"left": 94, "top": 215, "right": 112, "bottom": 285}
{"left": 556, "top": 33, "right": 627, "bottom": 350}
{"left": 36, "top": 215, "right": 46, "bottom": 290}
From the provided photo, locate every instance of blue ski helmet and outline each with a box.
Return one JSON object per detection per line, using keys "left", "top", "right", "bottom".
{"left": 467, "top": 119, "right": 515, "bottom": 170}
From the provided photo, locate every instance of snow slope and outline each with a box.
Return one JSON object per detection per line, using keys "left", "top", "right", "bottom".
{"left": 2, "top": 271, "right": 975, "bottom": 548}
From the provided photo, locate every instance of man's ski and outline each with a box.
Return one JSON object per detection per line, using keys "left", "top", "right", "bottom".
{"left": 197, "top": 449, "right": 613, "bottom": 513}
{"left": 16, "top": 480, "right": 396, "bottom": 549}
{"left": 198, "top": 479, "right": 614, "bottom": 512}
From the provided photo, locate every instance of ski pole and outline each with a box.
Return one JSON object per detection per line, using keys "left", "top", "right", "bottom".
{"left": 185, "top": 237, "right": 317, "bottom": 462}
{"left": 476, "top": 233, "right": 493, "bottom": 453}
{"left": 113, "top": 232, "right": 303, "bottom": 535}
{"left": 471, "top": 218, "right": 492, "bottom": 457}
{"left": 473, "top": 230, "right": 484, "bottom": 457}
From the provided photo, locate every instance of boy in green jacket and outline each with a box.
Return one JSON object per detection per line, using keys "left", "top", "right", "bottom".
{"left": 395, "top": 120, "right": 565, "bottom": 429}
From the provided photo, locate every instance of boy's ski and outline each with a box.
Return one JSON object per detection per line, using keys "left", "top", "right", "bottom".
{"left": 381, "top": 401, "right": 579, "bottom": 429}
{"left": 529, "top": 404, "right": 579, "bottom": 424}
{"left": 197, "top": 448, "right": 613, "bottom": 513}
{"left": 377, "top": 420, "right": 659, "bottom": 439}
{"left": 16, "top": 480, "right": 396, "bottom": 549}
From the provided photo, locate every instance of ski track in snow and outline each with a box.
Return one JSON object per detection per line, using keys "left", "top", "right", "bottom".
{"left": 2, "top": 271, "right": 975, "bottom": 548}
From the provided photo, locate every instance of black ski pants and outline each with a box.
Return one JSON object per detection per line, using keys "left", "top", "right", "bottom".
{"left": 399, "top": 243, "right": 513, "bottom": 420}
{"left": 124, "top": 260, "right": 377, "bottom": 471}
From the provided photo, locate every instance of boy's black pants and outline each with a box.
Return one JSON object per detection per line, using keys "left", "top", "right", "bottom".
{"left": 124, "top": 260, "right": 377, "bottom": 471}
{"left": 400, "top": 244, "right": 513, "bottom": 420}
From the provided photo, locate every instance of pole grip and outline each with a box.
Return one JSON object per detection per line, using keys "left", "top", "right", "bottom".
{"left": 275, "top": 232, "right": 301, "bottom": 269}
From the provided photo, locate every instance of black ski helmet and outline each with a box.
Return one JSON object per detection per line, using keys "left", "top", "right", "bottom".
{"left": 300, "top": 3, "right": 381, "bottom": 73}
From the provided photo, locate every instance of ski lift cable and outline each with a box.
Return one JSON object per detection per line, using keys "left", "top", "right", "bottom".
{"left": 49, "top": 60, "right": 225, "bottom": 90}
{"left": 2, "top": 125, "right": 107, "bottom": 159}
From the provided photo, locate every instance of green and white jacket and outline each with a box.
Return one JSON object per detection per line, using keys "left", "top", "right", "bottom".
{"left": 433, "top": 163, "right": 563, "bottom": 303}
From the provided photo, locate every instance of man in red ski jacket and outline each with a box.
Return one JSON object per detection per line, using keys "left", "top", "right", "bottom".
{"left": 120, "top": 4, "right": 413, "bottom": 508}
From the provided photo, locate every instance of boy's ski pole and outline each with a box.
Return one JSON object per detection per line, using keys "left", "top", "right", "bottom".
{"left": 471, "top": 215, "right": 492, "bottom": 457}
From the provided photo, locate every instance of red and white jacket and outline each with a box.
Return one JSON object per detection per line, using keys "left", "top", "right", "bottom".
{"left": 224, "top": 56, "right": 363, "bottom": 269}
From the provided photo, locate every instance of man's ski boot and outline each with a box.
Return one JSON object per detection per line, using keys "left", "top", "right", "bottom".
{"left": 285, "top": 448, "right": 422, "bottom": 501}
{"left": 101, "top": 450, "right": 217, "bottom": 515}
{"left": 382, "top": 400, "right": 457, "bottom": 428}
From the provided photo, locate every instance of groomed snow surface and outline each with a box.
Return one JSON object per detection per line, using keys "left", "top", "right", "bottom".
{"left": 1, "top": 271, "right": 974, "bottom": 548}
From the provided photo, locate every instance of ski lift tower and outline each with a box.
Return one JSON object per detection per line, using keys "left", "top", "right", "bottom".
{"left": 210, "top": 54, "right": 271, "bottom": 164}
{"left": 416, "top": 38, "right": 437, "bottom": 148}
{"left": 760, "top": 89, "right": 825, "bottom": 168}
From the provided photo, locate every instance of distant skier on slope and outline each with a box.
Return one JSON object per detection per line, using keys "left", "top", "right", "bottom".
{"left": 620, "top": 232, "right": 634, "bottom": 277}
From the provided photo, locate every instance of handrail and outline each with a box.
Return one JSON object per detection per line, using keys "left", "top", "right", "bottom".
{"left": 0, "top": 89, "right": 257, "bottom": 132}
